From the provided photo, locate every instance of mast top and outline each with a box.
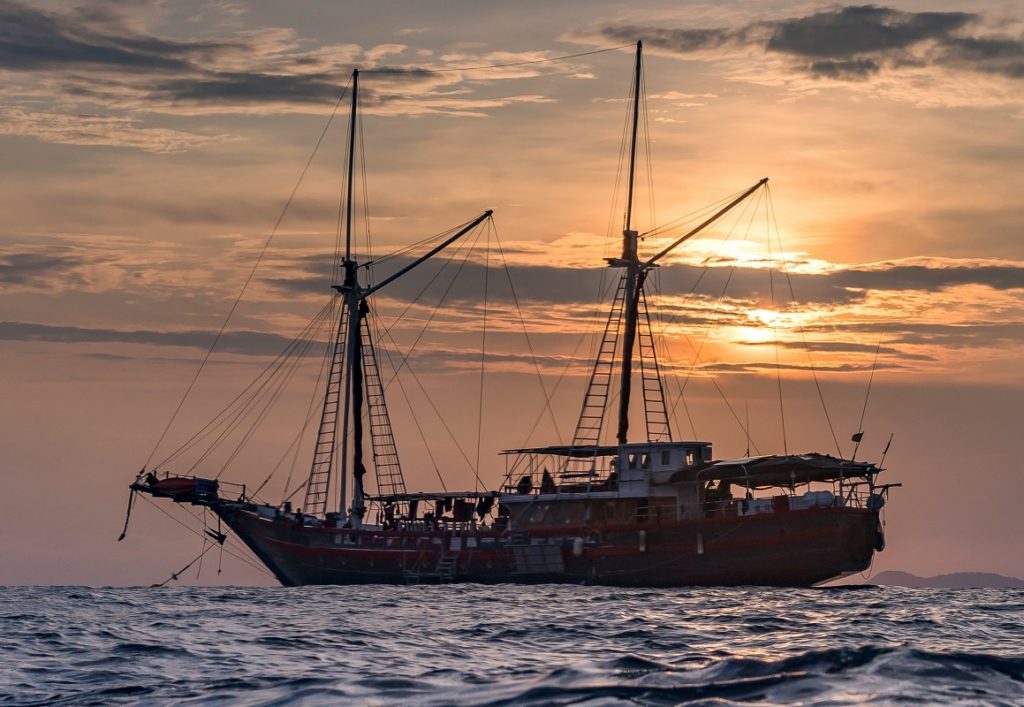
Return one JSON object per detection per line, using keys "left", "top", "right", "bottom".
{"left": 622, "top": 39, "right": 643, "bottom": 250}
{"left": 344, "top": 67, "right": 359, "bottom": 264}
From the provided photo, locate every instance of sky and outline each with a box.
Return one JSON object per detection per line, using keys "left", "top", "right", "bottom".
{"left": 1, "top": 0, "right": 1022, "bottom": 586}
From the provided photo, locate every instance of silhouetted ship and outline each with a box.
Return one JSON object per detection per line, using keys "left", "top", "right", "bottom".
{"left": 131, "top": 43, "right": 898, "bottom": 586}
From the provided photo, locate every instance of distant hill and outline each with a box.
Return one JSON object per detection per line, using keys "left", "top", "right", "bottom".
{"left": 871, "top": 570, "right": 1024, "bottom": 589}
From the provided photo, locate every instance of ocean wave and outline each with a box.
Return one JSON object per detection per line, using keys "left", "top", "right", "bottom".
{"left": 1, "top": 585, "right": 1022, "bottom": 705}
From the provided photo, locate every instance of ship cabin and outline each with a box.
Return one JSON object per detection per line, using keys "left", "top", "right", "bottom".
{"left": 499, "top": 441, "right": 713, "bottom": 528}
{"left": 498, "top": 442, "right": 893, "bottom": 530}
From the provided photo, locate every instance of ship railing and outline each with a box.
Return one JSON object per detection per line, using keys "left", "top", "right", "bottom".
{"left": 394, "top": 518, "right": 487, "bottom": 534}
{"left": 143, "top": 469, "right": 249, "bottom": 502}
{"left": 836, "top": 481, "right": 899, "bottom": 509}
{"left": 362, "top": 493, "right": 499, "bottom": 532}
{"left": 701, "top": 486, "right": 881, "bottom": 518}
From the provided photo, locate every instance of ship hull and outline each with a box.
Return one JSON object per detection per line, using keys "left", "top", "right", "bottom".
{"left": 214, "top": 504, "right": 881, "bottom": 587}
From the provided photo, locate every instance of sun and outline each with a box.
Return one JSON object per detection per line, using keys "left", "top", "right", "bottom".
{"left": 748, "top": 308, "right": 781, "bottom": 327}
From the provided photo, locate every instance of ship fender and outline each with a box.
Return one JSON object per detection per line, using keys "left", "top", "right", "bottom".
{"left": 874, "top": 515, "right": 886, "bottom": 552}
{"left": 572, "top": 537, "right": 584, "bottom": 557}
{"left": 638, "top": 529, "right": 646, "bottom": 553}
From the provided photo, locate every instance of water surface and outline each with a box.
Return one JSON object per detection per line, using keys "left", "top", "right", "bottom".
{"left": 2, "top": 585, "right": 1022, "bottom": 705}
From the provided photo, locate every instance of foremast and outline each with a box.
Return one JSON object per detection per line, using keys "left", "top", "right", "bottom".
{"left": 302, "top": 67, "right": 492, "bottom": 524}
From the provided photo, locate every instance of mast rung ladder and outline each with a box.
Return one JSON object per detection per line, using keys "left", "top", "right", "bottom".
{"left": 303, "top": 302, "right": 349, "bottom": 516}
{"left": 638, "top": 287, "right": 672, "bottom": 443}
{"left": 567, "top": 273, "right": 628, "bottom": 471}
{"left": 359, "top": 316, "right": 407, "bottom": 500}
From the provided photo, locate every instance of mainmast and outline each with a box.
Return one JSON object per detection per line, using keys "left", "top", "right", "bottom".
{"left": 614, "top": 40, "right": 644, "bottom": 445}
{"left": 587, "top": 40, "right": 768, "bottom": 449}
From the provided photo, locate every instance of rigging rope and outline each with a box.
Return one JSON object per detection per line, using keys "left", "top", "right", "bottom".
{"left": 766, "top": 184, "right": 843, "bottom": 457}
{"left": 491, "top": 218, "right": 564, "bottom": 442}
{"left": 639, "top": 193, "right": 758, "bottom": 440}
{"left": 852, "top": 334, "right": 884, "bottom": 460}
{"left": 202, "top": 322, "right": 325, "bottom": 474}
{"left": 641, "top": 62, "right": 656, "bottom": 239}
{"left": 209, "top": 323, "right": 325, "bottom": 479}
{"left": 474, "top": 222, "right": 491, "bottom": 493}
{"left": 380, "top": 326, "right": 487, "bottom": 489}
{"left": 364, "top": 44, "right": 635, "bottom": 75}
{"left": 272, "top": 308, "right": 340, "bottom": 501}
{"left": 151, "top": 542, "right": 216, "bottom": 588}
{"left": 657, "top": 189, "right": 764, "bottom": 451}
{"left": 376, "top": 223, "right": 486, "bottom": 391}
{"left": 143, "top": 77, "right": 353, "bottom": 470}
{"left": 374, "top": 326, "right": 449, "bottom": 493}
{"left": 766, "top": 192, "right": 788, "bottom": 454}
{"left": 155, "top": 298, "right": 336, "bottom": 470}
{"left": 511, "top": 276, "right": 618, "bottom": 458}
{"left": 369, "top": 223, "right": 492, "bottom": 489}
{"left": 136, "top": 493, "right": 272, "bottom": 577}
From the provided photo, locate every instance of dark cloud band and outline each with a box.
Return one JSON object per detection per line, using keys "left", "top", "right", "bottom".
{"left": 596, "top": 4, "right": 1022, "bottom": 81}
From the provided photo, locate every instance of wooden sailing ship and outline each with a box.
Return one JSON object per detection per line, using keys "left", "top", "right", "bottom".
{"left": 129, "top": 43, "right": 898, "bottom": 586}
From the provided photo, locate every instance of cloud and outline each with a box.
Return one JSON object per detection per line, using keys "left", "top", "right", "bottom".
{"left": 738, "top": 340, "right": 936, "bottom": 363}
{"left": 584, "top": 5, "right": 1023, "bottom": 97}
{"left": 8, "top": 230, "right": 1024, "bottom": 378}
{"left": 825, "top": 261, "right": 1024, "bottom": 292}
{"left": 764, "top": 6, "right": 974, "bottom": 59}
{"left": 0, "top": 108, "right": 232, "bottom": 152}
{"left": 0, "top": 0, "right": 239, "bottom": 72}
{"left": 808, "top": 58, "right": 881, "bottom": 79}
{"left": 799, "top": 320, "right": 1024, "bottom": 350}
{"left": 0, "top": 1, "right": 567, "bottom": 111}
{"left": 696, "top": 360, "right": 901, "bottom": 374}
{"left": 0, "top": 320, "right": 304, "bottom": 357}
{"left": 600, "top": 25, "right": 745, "bottom": 54}
{"left": 939, "top": 36, "right": 1024, "bottom": 79}
{"left": 267, "top": 250, "right": 1024, "bottom": 310}
{"left": 0, "top": 250, "right": 88, "bottom": 286}
{"left": 0, "top": 0, "right": 575, "bottom": 150}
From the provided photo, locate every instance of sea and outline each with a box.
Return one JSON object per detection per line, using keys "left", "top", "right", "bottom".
{"left": 2, "top": 585, "right": 1022, "bottom": 705}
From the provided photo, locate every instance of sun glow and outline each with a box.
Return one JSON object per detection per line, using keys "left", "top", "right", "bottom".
{"left": 748, "top": 308, "right": 781, "bottom": 327}
{"left": 642, "top": 235, "right": 834, "bottom": 274}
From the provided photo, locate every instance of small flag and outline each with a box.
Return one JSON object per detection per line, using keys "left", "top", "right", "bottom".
{"left": 851, "top": 432, "right": 864, "bottom": 443}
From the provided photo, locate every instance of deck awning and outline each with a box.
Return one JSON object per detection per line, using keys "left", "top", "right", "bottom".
{"left": 499, "top": 445, "right": 619, "bottom": 458}
{"left": 366, "top": 490, "right": 499, "bottom": 502}
{"left": 667, "top": 453, "right": 878, "bottom": 487}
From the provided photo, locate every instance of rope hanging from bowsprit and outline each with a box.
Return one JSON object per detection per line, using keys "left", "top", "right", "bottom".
{"left": 116, "top": 478, "right": 141, "bottom": 542}
{"left": 150, "top": 542, "right": 218, "bottom": 588}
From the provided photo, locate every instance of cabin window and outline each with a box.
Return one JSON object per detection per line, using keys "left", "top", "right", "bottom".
{"left": 686, "top": 450, "right": 695, "bottom": 466}
{"left": 628, "top": 453, "right": 638, "bottom": 469}
{"left": 661, "top": 450, "right": 671, "bottom": 466}
{"left": 641, "top": 453, "right": 650, "bottom": 469}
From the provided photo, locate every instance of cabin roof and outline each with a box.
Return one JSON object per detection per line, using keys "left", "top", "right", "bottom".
{"left": 667, "top": 453, "right": 878, "bottom": 486}
{"left": 500, "top": 441, "right": 711, "bottom": 458}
